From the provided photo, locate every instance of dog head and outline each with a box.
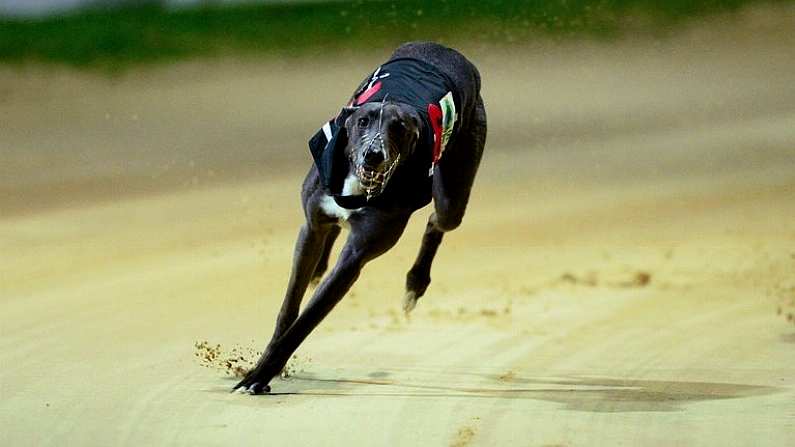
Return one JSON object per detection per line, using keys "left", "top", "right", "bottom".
{"left": 339, "top": 102, "right": 421, "bottom": 198}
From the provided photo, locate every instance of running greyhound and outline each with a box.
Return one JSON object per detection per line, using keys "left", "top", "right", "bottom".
{"left": 235, "top": 42, "right": 487, "bottom": 394}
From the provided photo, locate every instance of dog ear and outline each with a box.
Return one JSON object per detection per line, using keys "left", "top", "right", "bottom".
{"left": 398, "top": 108, "right": 422, "bottom": 155}
{"left": 308, "top": 106, "right": 360, "bottom": 193}
{"left": 407, "top": 109, "right": 422, "bottom": 140}
{"left": 325, "top": 107, "right": 358, "bottom": 191}
{"left": 338, "top": 106, "right": 358, "bottom": 125}
{"left": 330, "top": 106, "right": 358, "bottom": 159}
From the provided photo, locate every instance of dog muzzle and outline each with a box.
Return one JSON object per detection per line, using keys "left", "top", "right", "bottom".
{"left": 355, "top": 153, "right": 400, "bottom": 201}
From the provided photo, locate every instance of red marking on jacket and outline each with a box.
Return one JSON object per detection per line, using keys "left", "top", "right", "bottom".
{"left": 355, "top": 81, "right": 382, "bottom": 105}
{"left": 427, "top": 103, "right": 443, "bottom": 164}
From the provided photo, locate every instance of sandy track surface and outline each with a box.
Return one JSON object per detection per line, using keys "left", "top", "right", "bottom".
{"left": 2, "top": 12, "right": 795, "bottom": 446}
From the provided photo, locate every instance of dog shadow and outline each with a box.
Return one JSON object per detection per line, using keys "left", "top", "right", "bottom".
{"left": 262, "top": 369, "right": 781, "bottom": 413}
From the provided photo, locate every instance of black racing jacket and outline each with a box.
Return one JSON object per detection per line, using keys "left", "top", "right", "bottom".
{"left": 308, "top": 57, "right": 460, "bottom": 210}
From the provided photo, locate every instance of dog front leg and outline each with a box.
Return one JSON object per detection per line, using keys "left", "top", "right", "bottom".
{"left": 234, "top": 214, "right": 409, "bottom": 394}
{"left": 271, "top": 223, "right": 334, "bottom": 343}
{"left": 235, "top": 246, "right": 363, "bottom": 394}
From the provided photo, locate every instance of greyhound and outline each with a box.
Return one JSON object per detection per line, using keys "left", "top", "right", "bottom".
{"left": 234, "top": 42, "right": 486, "bottom": 394}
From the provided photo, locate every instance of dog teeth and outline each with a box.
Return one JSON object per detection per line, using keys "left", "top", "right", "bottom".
{"left": 354, "top": 154, "right": 399, "bottom": 199}
{"left": 356, "top": 166, "right": 384, "bottom": 190}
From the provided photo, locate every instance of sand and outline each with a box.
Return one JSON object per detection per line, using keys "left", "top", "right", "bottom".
{"left": 1, "top": 10, "right": 795, "bottom": 446}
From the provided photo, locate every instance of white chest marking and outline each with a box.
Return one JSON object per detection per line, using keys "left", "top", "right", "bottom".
{"left": 320, "top": 194, "right": 359, "bottom": 221}
{"left": 341, "top": 173, "right": 363, "bottom": 196}
{"left": 320, "top": 174, "right": 363, "bottom": 223}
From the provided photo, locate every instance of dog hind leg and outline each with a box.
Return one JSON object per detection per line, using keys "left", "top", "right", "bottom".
{"left": 404, "top": 216, "right": 443, "bottom": 313}
{"left": 404, "top": 98, "right": 487, "bottom": 313}
{"left": 431, "top": 99, "right": 486, "bottom": 231}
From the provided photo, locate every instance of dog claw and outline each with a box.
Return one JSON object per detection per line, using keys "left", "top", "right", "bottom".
{"left": 233, "top": 373, "right": 273, "bottom": 395}
{"left": 233, "top": 381, "right": 271, "bottom": 395}
{"left": 248, "top": 383, "right": 271, "bottom": 395}
{"left": 403, "top": 290, "right": 418, "bottom": 315}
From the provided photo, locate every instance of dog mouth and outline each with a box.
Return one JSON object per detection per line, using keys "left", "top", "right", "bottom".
{"left": 355, "top": 154, "right": 400, "bottom": 200}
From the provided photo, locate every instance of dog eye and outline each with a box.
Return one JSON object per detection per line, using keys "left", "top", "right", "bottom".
{"left": 357, "top": 117, "right": 369, "bottom": 128}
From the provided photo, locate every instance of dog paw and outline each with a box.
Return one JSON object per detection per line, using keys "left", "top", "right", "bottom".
{"left": 233, "top": 379, "right": 271, "bottom": 395}
{"left": 232, "top": 369, "right": 273, "bottom": 395}
{"left": 403, "top": 290, "right": 418, "bottom": 315}
{"left": 235, "top": 382, "right": 271, "bottom": 395}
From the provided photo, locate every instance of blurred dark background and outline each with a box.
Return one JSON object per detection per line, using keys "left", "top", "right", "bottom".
{"left": 1, "top": 0, "right": 787, "bottom": 70}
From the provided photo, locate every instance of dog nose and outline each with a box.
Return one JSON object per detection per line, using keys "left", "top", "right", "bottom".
{"left": 363, "top": 149, "right": 385, "bottom": 167}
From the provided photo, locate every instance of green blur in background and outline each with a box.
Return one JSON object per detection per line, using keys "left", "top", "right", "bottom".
{"left": 0, "top": 0, "right": 786, "bottom": 70}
